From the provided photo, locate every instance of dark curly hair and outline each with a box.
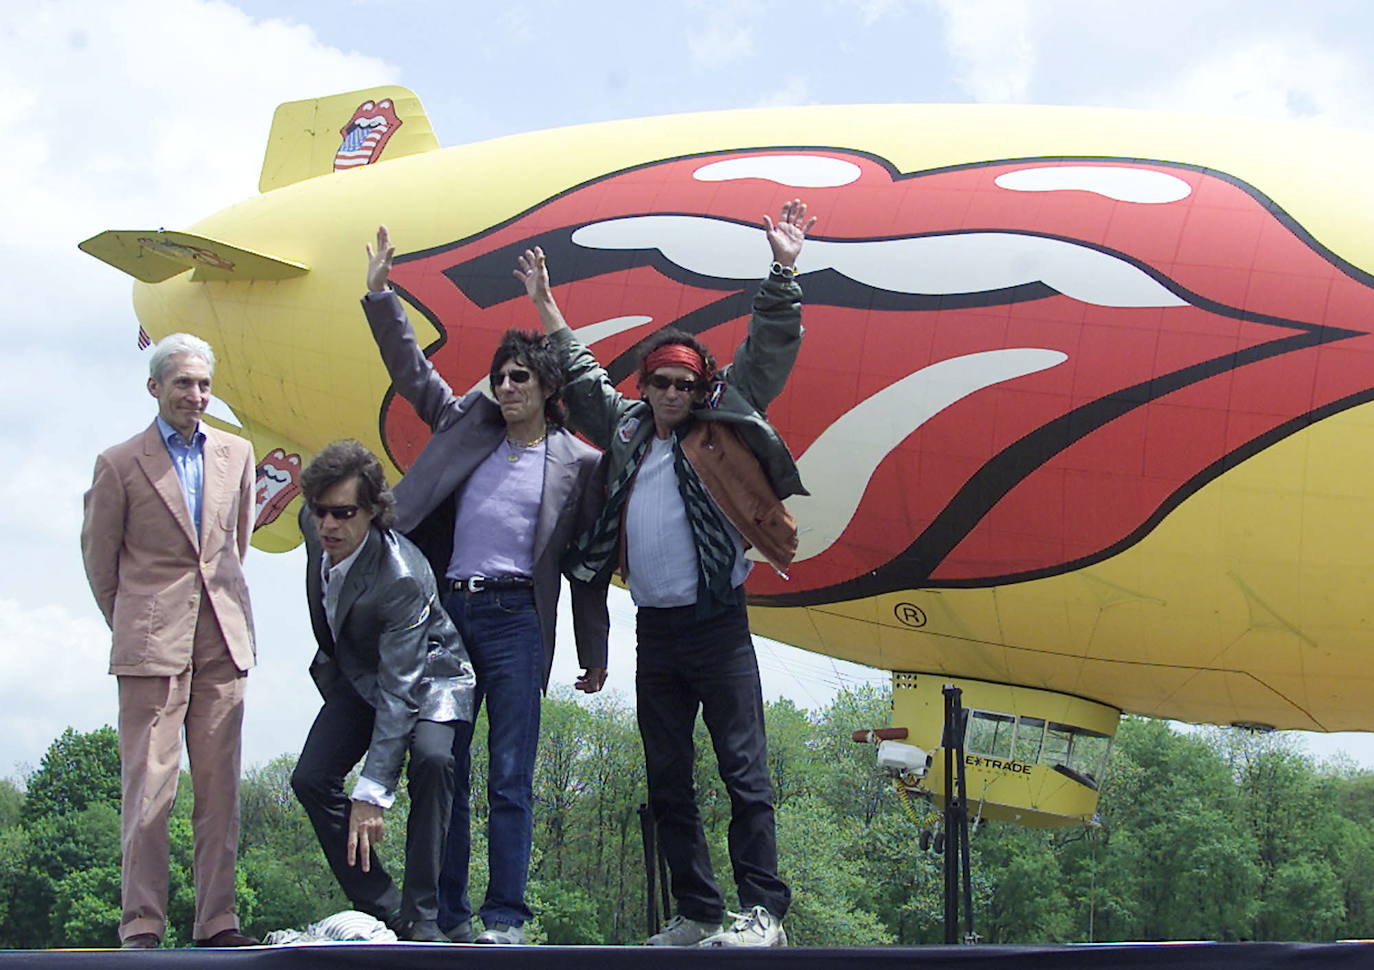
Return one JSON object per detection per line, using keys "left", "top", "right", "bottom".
{"left": 489, "top": 330, "right": 565, "bottom": 428}
{"left": 301, "top": 439, "right": 396, "bottom": 531}
{"left": 636, "top": 329, "right": 718, "bottom": 389}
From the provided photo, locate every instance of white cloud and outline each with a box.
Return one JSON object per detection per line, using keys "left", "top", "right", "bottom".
{"left": 0, "top": 0, "right": 403, "bottom": 774}
{"left": 0, "top": 598, "right": 116, "bottom": 779}
{"left": 933, "top": 0, "right": 1035, "bottom": 102}
{"left": 1, "top": 0, "right": 399, "bottom": 264}
{"left": 1128, "top": 35, "right": 1371, "bottom": 126}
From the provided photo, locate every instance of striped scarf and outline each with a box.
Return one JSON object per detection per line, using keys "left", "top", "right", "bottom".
{"left": 565, "top": 428, "right": 741, "bottom": 619}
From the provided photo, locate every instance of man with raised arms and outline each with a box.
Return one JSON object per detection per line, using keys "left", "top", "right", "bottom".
{"left": 515, "top": 200, "right": 814, "bottom": 947}
{"left": 362, "top": 228, "right": 609, "bottom": 944}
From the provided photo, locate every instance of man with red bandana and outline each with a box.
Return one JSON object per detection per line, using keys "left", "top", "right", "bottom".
{"left": 515, "top": 199, "right": 814, "bottom": 948}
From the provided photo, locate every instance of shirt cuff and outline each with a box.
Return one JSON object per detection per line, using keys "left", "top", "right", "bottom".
{"left": 350, "top": 775, "right": 395, "bottom": 809}
{"left": 363, "top": 289, "right": 392, "bottom": 301}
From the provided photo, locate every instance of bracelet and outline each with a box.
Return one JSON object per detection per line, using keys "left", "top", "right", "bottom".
{"left": 770, "top": 261, "right": 797, "bottom": 280}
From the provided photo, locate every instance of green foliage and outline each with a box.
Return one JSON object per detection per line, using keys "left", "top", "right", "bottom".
{"left": 0, "top": 779, "right": 23, "bottom": 830}
{"left": 11, "top": 698, "right": 1374, "bottom": 948}
{"left": 23, "top": 726, "right": 120, "bottom": 822}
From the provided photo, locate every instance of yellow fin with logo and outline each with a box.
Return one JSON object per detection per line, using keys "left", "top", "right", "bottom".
{"left": 258, "top": 85, "right": 439, "bottom": 192}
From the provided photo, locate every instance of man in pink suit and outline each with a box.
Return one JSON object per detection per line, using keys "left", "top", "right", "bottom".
{"left": 81, "top": 333, "right": 259, "bottom": 949}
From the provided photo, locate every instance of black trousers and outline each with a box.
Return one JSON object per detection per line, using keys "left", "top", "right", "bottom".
{"left": 635, "top": 599, "right": 791, "bottom": 922}
{"left": 291, "top": 678, "right": 456, "bottom": 926}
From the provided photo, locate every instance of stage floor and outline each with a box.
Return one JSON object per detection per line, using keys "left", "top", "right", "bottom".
{"left": 4, "top": 941, "right": 1373, "bottom": 969}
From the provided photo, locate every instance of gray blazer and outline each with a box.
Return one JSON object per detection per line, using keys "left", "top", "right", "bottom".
{"left": 302, "top": 510, "right": 476, "bottom": 792}
{"left": 362, "top": 291, "right": 609, "bottom": 688}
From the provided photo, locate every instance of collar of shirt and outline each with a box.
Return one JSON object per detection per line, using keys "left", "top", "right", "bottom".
{"left": 155, "top": 414, "right": 205, "bottom": 450}
{"left": 321, "top": 527, "right": 371, "bottom": 592}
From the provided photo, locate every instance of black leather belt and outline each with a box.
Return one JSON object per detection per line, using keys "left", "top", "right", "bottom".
{"left": 449, "top": 576, "right": 534, "bottom": 594}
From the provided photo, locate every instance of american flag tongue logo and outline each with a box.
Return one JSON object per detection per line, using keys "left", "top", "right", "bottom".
{"left": 334, "top": 99, "right": 401, "bottom": 171}
{"left": 380, "top": 150, "right": 1374, "bottom": 607}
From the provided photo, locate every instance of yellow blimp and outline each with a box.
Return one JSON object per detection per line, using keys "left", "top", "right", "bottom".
{"left": 81, "top": 87, "right": 1374, "bottom": 826}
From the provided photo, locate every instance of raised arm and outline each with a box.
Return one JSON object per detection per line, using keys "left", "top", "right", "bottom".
{"left": 514, "top": 246, "right": 571, "bottom": 336}
{"left": 360, "top": 225, "right": 467, "bottom": 431}
{"left": 515, "top": 246, "right": 635, "bottom": 450}
{"left": 725, "top": 200, "right": 814, "bottom": 412}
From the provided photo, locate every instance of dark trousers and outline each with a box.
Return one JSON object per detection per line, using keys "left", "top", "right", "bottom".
{"left": 291, "top": 678, "right": 456, "bottom": 926}
{"left": 636, "top": 599, "right": 791, "bottom": 922}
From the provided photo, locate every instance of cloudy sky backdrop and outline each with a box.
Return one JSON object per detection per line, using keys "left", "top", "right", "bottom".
{"left": 5, "top": 0, "right": 1374, "bottom": 778}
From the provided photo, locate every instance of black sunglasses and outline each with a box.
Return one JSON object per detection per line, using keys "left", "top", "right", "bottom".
{"left": 311, "top": 504, "right": 360, "bottom": 521}
{"left": 647, "top": 374, "right": 701, "bottom": 394}
{"left": 494, "top": 368, "right": 533, "bottom": 385}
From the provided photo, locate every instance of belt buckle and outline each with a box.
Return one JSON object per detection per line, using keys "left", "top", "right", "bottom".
{"left": 465, "top": 577, "right": 486, "bottom": 593}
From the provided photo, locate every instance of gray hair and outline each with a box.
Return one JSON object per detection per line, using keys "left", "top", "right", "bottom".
{"left": 149, "top": 333, "right": 216, "bottom": 382}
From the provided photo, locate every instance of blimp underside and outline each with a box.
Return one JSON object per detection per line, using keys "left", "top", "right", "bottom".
{"left": 82, "top": 88, "right": 1374, "bottom": 744}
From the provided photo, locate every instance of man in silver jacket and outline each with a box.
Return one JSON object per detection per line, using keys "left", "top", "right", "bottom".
{"left": 291, "top": 439, "right": 476, "bottom": 943}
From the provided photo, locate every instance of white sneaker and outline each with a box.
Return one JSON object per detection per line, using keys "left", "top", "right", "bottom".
{"left": 697, "top": 906, "right": 787, "bottom": 947}
{"left": 644, "top": 914, "right": 721, "bottom": 946}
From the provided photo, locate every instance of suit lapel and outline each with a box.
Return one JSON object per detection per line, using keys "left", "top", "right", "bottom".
{"left": 199, "top": 430, "right": 230, "bottom": 547}
{"left": 302, "top": 516, "right": 334, "bottom": 652}
{"left": 533, "top": 431, "right": 577, "bottom": 565}
{"left": 134, "top": 422, "right": 199, "bottom": 550}
{"left": 334, "top": 528, "right": 381, "bottom": 640}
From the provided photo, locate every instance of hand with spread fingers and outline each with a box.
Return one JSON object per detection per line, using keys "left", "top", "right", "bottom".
{"left": 763, "top": 198, "right": 816, "bottom": 269}
{"left": 366, "top": 225, "right": 395, "bottom": 293}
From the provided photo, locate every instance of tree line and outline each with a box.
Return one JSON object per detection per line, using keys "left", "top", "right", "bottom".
{"left": 2, "top": 686, "right": 1372, "bottom": 948}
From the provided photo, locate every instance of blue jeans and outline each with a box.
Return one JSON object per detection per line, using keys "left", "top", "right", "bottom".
{"left": 438, "top": 587, "right": 542, "bottom": 930}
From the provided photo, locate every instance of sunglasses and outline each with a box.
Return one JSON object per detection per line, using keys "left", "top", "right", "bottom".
{"left": 311, "top": 504, "right": 360, "bottom": 521}
{"left": 494, "top": 368, "right": 533, "bottom": 385}
{"left": 646, "top": 374, "right": 701, "bottom": 394}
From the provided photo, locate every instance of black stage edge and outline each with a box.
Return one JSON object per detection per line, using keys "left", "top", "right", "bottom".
{"left": 3, "top": 942, "right": 1373, "bottom": 969}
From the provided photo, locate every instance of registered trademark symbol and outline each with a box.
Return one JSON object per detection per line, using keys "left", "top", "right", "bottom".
{"left": 894, "top": 603, "right": 927, "bottom": 628}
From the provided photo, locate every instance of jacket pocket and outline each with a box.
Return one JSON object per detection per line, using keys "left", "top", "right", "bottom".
{"left": 110, "top": 593, "right": 158, "bottom": 666}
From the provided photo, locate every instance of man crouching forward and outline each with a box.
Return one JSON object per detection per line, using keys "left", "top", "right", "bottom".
{"left": 291, "top": 440, "right": 476, "bottom": 942}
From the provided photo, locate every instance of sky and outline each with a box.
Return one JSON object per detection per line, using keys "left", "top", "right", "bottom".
{"left": 5, "top": 0, "right": 1374, "bottom": 781}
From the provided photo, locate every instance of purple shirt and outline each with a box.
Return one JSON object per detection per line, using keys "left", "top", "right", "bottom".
{"left": 447, "top": 437, "right": 546, "bottom": 580}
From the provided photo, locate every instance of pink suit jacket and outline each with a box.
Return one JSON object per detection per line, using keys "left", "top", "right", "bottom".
{"left": 82, "top": 420, "right": 257, "bottom": 676}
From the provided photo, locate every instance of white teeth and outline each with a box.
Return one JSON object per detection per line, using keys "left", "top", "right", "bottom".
{"left": 692, "top": 155, "right": 863, "bottom": 187}
{"left": 994, "top": 166, "right": 1192, "bottom": 203}
{"left": 571, "top": 215, "right": 1186, "bottom": 308}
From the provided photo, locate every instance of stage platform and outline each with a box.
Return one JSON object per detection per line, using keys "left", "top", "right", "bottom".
{"left": 4, "top": 941, "right": 1372, "bottom": 969}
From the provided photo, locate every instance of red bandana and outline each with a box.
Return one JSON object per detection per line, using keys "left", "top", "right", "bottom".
{"left": 643, "top": 344, "right": 706, "bottom": 377}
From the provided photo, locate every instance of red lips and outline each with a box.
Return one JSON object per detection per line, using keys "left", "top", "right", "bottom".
{"left": 380, "top": 150, "right": 1374, "bottom": 606}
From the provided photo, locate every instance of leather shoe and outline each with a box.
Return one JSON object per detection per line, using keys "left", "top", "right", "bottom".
{"left": 120, "top": 933, "right": 160, "bottom": 949}
{"left": 405, "top": 919, "right": 449, "bottom": 943}
{"left": 194, "top": 929, "right": 259, "bottom": 947}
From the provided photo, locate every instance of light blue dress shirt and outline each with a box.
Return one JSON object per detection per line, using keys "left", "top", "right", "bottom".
{"left": 155, "top": 415, "right": 205, "bottom": 535}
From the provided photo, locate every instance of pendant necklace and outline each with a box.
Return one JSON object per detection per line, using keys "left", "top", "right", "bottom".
{"left": 507, "top": 431, "right": 548, "bottom": 461}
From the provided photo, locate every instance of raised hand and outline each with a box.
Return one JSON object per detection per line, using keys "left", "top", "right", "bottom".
{"left": 763, "top": 199, "right": 816, "bottom": 269}
{"left": 513, "top": 246, "right": 553, "bottom": 303}
{"left": 365, "top": 225, "right": 395, "bottom": 292}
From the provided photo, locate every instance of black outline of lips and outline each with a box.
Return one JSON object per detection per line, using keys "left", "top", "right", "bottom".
{"left": 336, "top": 98, "right": 402, "bottom": 168}
{"left": 377, "top": 148, "right": 1374, "bottom": 608}
{"left": 253, "top": 448, "right": 302, "bottom": 530}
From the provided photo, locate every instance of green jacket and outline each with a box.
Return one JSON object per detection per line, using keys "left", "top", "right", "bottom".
{"left": 548, "top": 274, "right": 810, "bottom": 503}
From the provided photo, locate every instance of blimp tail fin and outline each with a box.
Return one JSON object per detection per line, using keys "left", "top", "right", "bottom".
{"left": 78, "top": 230, "right": 309, "bottom": 283}
{"left": 259, "top": 85, "right": 440, "bottom": 192}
